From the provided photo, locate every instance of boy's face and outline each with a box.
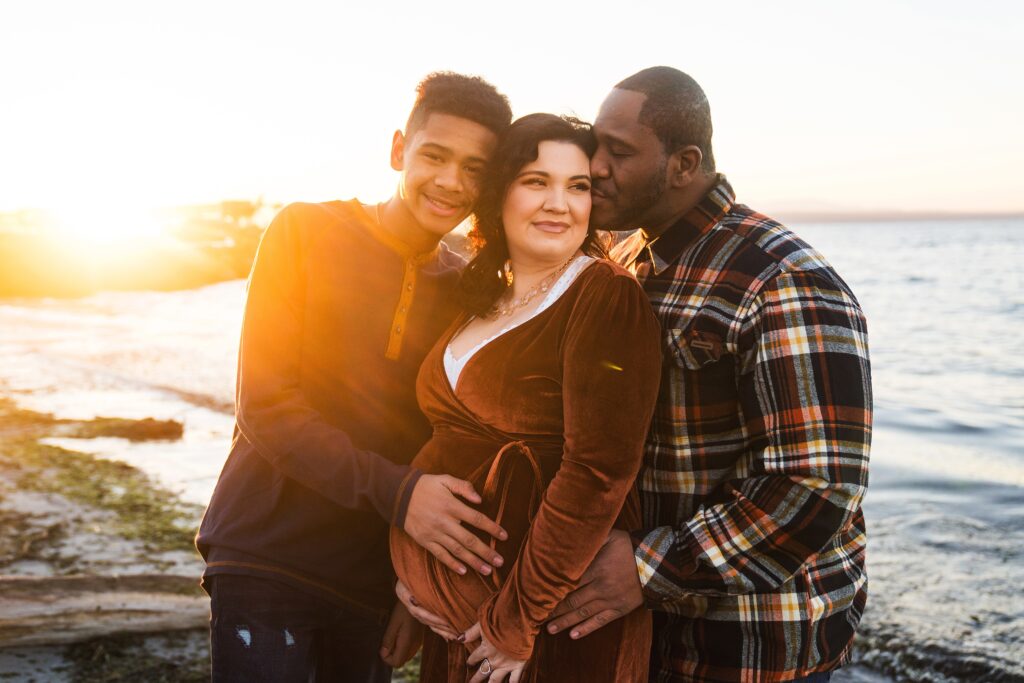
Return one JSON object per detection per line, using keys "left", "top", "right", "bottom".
{"left": 391, "top": 113, "right": 499, "bottom": 237}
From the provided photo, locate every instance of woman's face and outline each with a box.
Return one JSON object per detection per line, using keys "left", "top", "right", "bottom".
{"left": 502, "top": 140, "right": 592, "bottom": 267}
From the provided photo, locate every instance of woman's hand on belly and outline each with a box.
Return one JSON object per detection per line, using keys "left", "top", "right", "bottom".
{"left": 395, "top": 579, "right": 460, "bottom": 641}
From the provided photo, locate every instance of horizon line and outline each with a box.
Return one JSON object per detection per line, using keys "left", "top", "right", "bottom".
{"left": 1, "top": 204, "right": 1023, "bottom": 227}
{"left": 770, "top": 209, "right": 1024, "bottom": 224}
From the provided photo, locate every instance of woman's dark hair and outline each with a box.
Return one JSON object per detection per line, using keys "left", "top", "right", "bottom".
{"left": 457, "top": 113, "right": 607, "bottom": 316}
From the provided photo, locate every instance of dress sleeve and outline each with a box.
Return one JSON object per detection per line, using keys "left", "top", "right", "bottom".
{"left": 235, "top": 204, "right": 419, "bottom": 526}
{"left": 477, "top": 265, "right": 662, "bottom": 658}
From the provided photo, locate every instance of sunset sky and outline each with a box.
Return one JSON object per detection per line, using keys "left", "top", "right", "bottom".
{"left": 2, "top": 0, "right": 1023, "bottom": 227}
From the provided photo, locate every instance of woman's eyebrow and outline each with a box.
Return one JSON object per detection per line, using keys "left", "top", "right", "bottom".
{"left": 515, "top": 171, "right": 591, "bottom": 181}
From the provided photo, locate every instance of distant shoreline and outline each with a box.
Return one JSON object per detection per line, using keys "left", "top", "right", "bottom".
{"left": 0, "top": 231, "right": 259, "bottom": 299}
{"left": 777, "top": 210, "right": 1024, "bottom": 224}
{"left": 0, "top": 231, "right": 472, "bottom": 300}
{"left": 1, "top": 213, "right": 1020, "bottom": 300}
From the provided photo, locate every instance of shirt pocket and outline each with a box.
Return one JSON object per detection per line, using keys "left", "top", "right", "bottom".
{"left": 662, "top": 325, "right": 741, "bottom": 458}
{"left": 666, "top": 326, "right": 725, "bottom": 371}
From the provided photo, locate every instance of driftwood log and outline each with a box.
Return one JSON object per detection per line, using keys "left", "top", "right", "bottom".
{"left": 0, "top": 574, "right": 208, "bottom": 648}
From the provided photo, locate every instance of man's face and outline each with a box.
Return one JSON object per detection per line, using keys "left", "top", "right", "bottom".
{"left": 392, "top": 112, "right": 498, "bottom": 237}
{"left": 591, "top": 89, "right": 670, "bottom": 231}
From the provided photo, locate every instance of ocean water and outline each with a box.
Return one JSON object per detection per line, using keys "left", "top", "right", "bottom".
{"left": 0, "top": 218, "right": 1021, "bottom": 681}
{"left": 793, "top": 219, "right": 1024, "bottom": 681}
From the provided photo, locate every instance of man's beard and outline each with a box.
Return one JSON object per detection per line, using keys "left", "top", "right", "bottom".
{"left": 597, "top": 162, "right": 667, "bottom": 231}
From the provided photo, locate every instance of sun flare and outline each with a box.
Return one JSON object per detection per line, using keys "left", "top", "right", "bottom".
{"left": 48, "top": 201, "right": 171, "bottom": 257}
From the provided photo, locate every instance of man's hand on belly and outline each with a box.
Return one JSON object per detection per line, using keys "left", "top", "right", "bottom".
{"left": 545, "top": 530, "right": 644, "bottom": 638}
{"left": 403, "top": 473, "right": 508, "bottom": 576}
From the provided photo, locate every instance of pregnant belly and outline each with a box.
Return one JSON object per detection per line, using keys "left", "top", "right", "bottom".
{"left": 390, "top": 528, "right": 496, "bottom": 631}
{"left": 392, "top": 434, "right": 552, "bottom": 629}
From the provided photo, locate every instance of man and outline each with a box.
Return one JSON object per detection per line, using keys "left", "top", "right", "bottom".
{"left": 196, "top": 72, "right": 512, "bottom": 682}
{"left": 546, "top": 67, "right": 872, "bottom": 682}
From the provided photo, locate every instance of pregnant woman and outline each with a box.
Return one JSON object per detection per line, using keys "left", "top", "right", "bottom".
{"left": 390, "top": 113, "right": 661, "bottom": 682}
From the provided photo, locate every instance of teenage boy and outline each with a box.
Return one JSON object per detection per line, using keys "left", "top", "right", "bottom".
{"left": 196, "top": 72, "right": 512, "bottom": 682}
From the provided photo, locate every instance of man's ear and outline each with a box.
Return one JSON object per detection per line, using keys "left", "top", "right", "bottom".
{"left": 668, "top": 145, "right": 703, "bottom": 188}
{"left": 390, "top": 130, "right": 406, "bottom": 172}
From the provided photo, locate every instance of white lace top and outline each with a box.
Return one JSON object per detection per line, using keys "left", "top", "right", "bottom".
{"left": 444, "top": 255, "right": 596, "bottom": 389}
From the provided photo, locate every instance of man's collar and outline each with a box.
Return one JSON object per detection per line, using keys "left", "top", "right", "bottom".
{"left": 643, "top": 174, "right": 735, "bottom": 275}
{"left": 355, "top": 202, "right": 440, "bottom": 263}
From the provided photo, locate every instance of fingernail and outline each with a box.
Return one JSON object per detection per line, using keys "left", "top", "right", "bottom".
{"left": 457, "top": 633, "right": 466, "bottom": 643}
{"left": 480, "top": 565, "right": 492, "bottom": 575}
{"left": 493, "top": 555, "right": 503, "bottom": 567}
{"left": 548, "top": 624, "right": 558, "bottom": 633}
{"left": 570, "top": 630, "right": 580, "bottom": 639}
{"left": 500, "top": 530, "right": 509, "bottom": 540}
{"left": 457, "top": 566, "right": 467, "bottom": 575}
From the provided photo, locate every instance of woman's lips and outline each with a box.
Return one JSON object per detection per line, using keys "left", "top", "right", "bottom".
{"left": 533, "top": 221, "right": 571, "bottom": 233}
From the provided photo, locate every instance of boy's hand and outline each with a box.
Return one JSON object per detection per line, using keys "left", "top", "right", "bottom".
{"left": 404, "top": 474, "right": 507, "bottom": 576}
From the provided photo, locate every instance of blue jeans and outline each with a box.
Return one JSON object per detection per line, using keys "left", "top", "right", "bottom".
{"left": 209, "top": 574, "right": 391, "bottom": 683}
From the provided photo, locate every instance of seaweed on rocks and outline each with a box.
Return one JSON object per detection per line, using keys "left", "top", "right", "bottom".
{"left": 66, "top": 631, "right": 210, "bottom": 683}
{"left": 0, "top": 397, "right": 184, "bottom": 443}
{"left": 11, "top": 441, "right": 198, "bottom": 552}
{"left": 0, "top": 397, "right": 199, "bottom": 556}
{"left": 67, "top": 417, "right": 184, "bottom": 442}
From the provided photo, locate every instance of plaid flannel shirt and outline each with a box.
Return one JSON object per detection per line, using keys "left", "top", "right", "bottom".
{"left": 612, "top": 177, "right": 871, "bottom": 682}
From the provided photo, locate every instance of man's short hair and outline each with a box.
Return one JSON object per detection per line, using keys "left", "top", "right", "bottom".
{"left": 405, "top": 72, "right": 512, "bottom": 138}
{"left": 616, "top": 66, "right": 715, "bottom": 173}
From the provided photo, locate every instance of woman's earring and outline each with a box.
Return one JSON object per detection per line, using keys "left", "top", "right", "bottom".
{"left": 503, "top": 259, "right": 514, "bottom": 287}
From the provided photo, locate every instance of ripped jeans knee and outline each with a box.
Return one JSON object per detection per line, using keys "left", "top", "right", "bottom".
{"left": 208, "top": 574, "right": 389, "bottom": 683}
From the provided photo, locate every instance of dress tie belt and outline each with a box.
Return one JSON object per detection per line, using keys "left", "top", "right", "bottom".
{"left": 445, "top": 440, "right": 545, "bottom": 681}
{"left": 481, "top": 440, "right": 544, "bottom": 592}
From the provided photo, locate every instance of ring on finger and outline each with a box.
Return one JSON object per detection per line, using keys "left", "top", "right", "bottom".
{"left": 479, "top": 657, "right": 492, "bottom": 676}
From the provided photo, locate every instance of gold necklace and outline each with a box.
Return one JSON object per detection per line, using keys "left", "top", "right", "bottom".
{"left": 493, "top": 254, "right": 579, "bottom": 318}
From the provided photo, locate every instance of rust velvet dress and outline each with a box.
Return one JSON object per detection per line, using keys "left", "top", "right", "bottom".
{"left": 390, "top": 260, "right": 662, "bottom": 682}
